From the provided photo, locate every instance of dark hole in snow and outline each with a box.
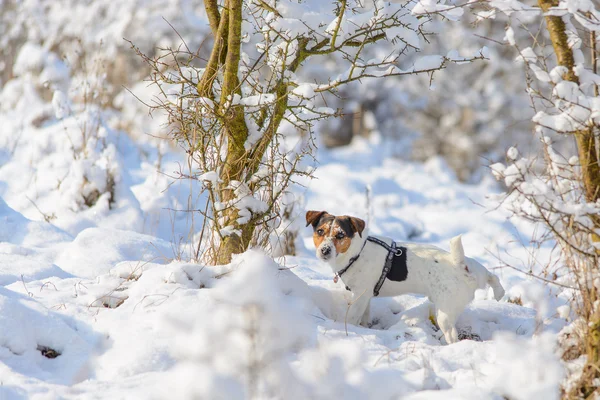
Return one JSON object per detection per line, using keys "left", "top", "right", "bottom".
{"left": 82, "top": 174, "right": 115, "bottom": 209}
{"left": 92, "top": 295, "right": 128, "bottom": 309}
{"left": 101, "top": 297, "right": 126, "bottom": 308}
{"left": 458, "top": 328, "right": 481, "bottom": 342}
{"left": 37, "top": 345, "right": 61, "bottom": 359}
{"left": 83, "top": 188, "right": 101, "bottom": 208}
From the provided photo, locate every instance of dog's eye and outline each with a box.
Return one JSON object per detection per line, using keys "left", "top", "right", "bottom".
{"left": 335, "top": 233, "right": 345, "bottom": 240}
{"left": 317, "top": 229, "right": 324, "bottom": 236}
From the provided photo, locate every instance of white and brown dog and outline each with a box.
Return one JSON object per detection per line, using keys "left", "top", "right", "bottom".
{"left": 306, "top": 210, "right": 505, "bottom": 344}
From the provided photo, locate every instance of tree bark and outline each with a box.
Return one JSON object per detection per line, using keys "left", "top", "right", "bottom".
{"left": 215, "top": 0, "right": 252, "bottom": 264}
{"left": 197, "top": 4, "right": 229, "bottom": 99}
{"left": 538, "top": 0, "right": 600, "bottom": 206}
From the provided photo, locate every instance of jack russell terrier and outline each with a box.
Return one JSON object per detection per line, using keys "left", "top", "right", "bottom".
{"left": 306, "top": 210, "right": 505, "bottom": 344}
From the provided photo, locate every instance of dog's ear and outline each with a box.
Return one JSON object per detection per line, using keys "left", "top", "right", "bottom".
{"left": 306, "top": 210, "right": 327, "bottom": 228}
{"left": 348, "top": 217, "right": 366, "bottom": 237}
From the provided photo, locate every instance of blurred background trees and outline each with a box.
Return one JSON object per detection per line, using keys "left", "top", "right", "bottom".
{"left": 0, "top": 0, "right": 536, "bottom": 261}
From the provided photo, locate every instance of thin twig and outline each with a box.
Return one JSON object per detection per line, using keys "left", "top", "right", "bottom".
{"left": 491, "top": 264, "right": 577, "bottom": 290}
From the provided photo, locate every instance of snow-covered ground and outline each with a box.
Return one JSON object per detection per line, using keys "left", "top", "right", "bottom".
{"left": 0, "top": 108, "right": 570, "bottom": 399}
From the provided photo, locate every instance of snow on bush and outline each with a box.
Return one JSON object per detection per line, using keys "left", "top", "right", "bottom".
{"left": 314, "top": 1, "right": 537, "bottom": 182}
{"left": 159, "top": 250, "right": 414, "bottom": 399}
{"left": 0, "top": 35, "right": 164, "bottom": 237}
{"left": 161, "top": 251, "right": 316, "bottom": 398}
{"left": 491, "top": 332, "right": 564, "bottom": 400}
{"left": 143, "top": 0, "right": 489, "bottom": 264}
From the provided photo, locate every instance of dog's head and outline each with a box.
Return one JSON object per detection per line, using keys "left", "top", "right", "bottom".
{"left": 305, "top": 210, "right": 365, "bottom": 263}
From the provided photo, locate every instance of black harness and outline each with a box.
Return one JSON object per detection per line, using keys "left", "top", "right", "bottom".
{"left": 334, "top": 236, "right": 408, "bottom": 296}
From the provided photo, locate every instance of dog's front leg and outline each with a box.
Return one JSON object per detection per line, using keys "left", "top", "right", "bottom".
{"left": 360, "top": 299, "right": 371, "bottom": 327}
{"left": 345, "top": 292, "right": 371, "bottom": 327}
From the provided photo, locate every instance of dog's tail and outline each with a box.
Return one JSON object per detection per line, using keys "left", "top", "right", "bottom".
{"left": 487, "top": 272, "right": 505, "bottom": 301}
{"left": 449, "top": 235, "right": 465, "bottom": 266}
{"left": 450, "top": 235, "right": 505, "bottom": 301}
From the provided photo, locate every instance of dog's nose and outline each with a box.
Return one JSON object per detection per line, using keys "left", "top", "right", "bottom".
{"left": 321, "top": 246, "right": 331, "bottom": 256}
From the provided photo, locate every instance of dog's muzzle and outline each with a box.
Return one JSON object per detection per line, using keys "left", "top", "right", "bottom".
{"left": 318, "top": 244, "right": 333, "bottom": 260}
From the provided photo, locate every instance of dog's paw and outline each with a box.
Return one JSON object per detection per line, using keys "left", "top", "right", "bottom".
{"left": 360, "top": 318, "right": 379, "bottom": 329}
{"left": 368, "top": 318, "right": 380, "bottom": 328}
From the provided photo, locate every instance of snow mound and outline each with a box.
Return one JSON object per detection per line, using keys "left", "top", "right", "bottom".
{"left": 0, "top": 287, "right": 97, "bottom": 385}
{"left": 0, "top": 197, "right": 71, "bottom": 247}
{"left": 0, "top": 198, "right": 72, "bottom": 285}
{"left": 55, "top": 228, "right": 172, "bottom": 278}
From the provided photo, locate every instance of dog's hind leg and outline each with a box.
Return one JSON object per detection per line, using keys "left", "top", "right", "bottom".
{"left": 436, "top": 308, "right": 459, "bottom": 344}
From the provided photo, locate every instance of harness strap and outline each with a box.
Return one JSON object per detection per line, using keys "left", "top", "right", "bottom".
{"left": 333, "top": 236, "right": 406, "bottom": 296}
{"left": 373, "top": 240, "right": 398, "bottom": 296}
{"left": 367, "top": 236, "right": 404, "bottom": 256}
{"left": 367, "top": 237, "right": 406, "bottom": 297}
{"left": 334, "top": 239, "right": 368, "bottom": 284}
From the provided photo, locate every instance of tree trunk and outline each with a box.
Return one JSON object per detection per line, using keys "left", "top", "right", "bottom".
{"left": 213, "top": 0, "right": 251, "bottom": 264}
{"left": 538, "top": 0, "right": 600, "bottom": 207}
{"left": 194, "top": 5, "right": 314, "bottom": 264}
{"left": 207, "top": 6, "right": 311, "bottom": 264}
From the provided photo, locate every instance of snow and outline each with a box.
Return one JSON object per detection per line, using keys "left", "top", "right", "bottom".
{"left": 51, "top": 89, "right": 71, "bottom": 119}
{"left": 0, "top": 122, "right": 569, "bottom": 398}
{"left": 13, "top": 43, "right": 47, "bottom": 76}
{"left": 292, "top": 84, "right": 316, "bottom": 99}
{"left": 413, "top": 55, "right": 445, "bottom": 71}
{"left": 507, "top": 146, "right": 519, "bottom": 160}
{"left": 0, "top": 0, "right": 583, "bottom": 397}
{"left": 232, "top": 93, "right": 276, "bottom": 107}
{"left": 54, "top": 227, "right": 172, "bottom": 278}
{"left": 386, "top": 26, "right": 421, "bottom": 49}
{"left": 505, "top": 26, "right": 516, "bottom": 45}
{"left": 412, "top": 0, "right": 464, "bottom": 21}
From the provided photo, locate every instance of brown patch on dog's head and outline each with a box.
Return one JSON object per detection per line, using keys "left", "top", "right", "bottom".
{"left": 308, "top": 212, "right": 367, "bottom": 259}
{"left": 331, "top": 221, "right": 353, "bottom": 254}
{"left": 312, "top": 220, "right": 330, "bottom": 249}
{"left": 331, "top": 217, "right": 363, "bottom": 254}
{"left": 306, "top": 210, "right": 329, "bottom": 228}
{"left": 347, "top": 216, "right": 365, "bottom": 238}
{"left": 308, "top": 211, "right": 334, "bottom": 250}
{"left": 333, "top": 216, "right": 366, "bottom": 238}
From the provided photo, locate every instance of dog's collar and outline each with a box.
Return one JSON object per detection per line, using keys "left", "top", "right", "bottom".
{"left": 333, "top": 238, "right": 369, "bottom": 285}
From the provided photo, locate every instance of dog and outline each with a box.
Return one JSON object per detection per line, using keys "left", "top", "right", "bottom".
{"left": 306, "top": 210, "right": 505, "bottom": 344}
